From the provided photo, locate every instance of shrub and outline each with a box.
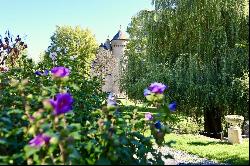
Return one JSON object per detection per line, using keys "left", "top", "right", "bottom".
{"left": 171, "top": 115, "right": 204, "bottom": 134}
{"left": 1, "top": 67, "right": 178, "bottom": 164}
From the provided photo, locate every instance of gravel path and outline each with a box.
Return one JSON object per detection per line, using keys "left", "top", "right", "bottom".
{"left": 147, "top": 145, "right": 229, "bottom": 165}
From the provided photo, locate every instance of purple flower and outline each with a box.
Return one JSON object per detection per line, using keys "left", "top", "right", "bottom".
{"left": 29, "top": 134, "right": 51, "bottom": 148}
{"left": 144, "top": 89, "right": 151, "bottom": 96}
{"left": 148, "top": 82, "right": 167, "bottom": 94}
{"left": 155, "top": 120, "right": 161, "bottom": 129}
{"left": 35, "top": 71, "right": 43, "bottom": 76}
{"left": 49, "top": 52, "right": 57, "bottom": 61}
{"left": 35, "top": 70, "right": 50, "bottom": 76}
{"left": 145, "top": 112, "right": 153, "bottom": 120}
{"left": 28, "top": 115, "right": 35, "bottom": 122}
{"left": 168, "top": 101, "right": 177, "bottom": 112}
{"left": 43, "top": 135, "right": 51, "bottom": 143}
{"left": 49, "top": 93, "right": 74, "bottom": 115}
{"left": 51, "top": 66, "right": 70, "bottom": 78}
{"left": 44, "top": 69, "right": 49, "bottom": 76}
{"left": 107, "top": 93, "right": 117, "bottom": 106}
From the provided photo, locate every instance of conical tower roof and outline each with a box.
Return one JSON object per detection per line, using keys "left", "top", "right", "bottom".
{"left": 111, "top": 30, "right": 127, "bottom": 41}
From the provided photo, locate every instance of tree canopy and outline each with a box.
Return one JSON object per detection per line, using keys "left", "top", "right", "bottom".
{"left": 39, "top": 25, "right": 98, "bottom": 76}
{"left": 121, "top": 0, "right": 249, "bottom": 136}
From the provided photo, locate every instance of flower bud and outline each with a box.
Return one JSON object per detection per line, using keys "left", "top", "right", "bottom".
{"left": 33, "top": 111, "right": 42, "bottom": 119}
{"left": 42, "top": 90, "right": 48, "bottom": 96}
{"left": 155, "top": 94, "right": 164, "bottom": 101}
{"left": 146, "top": 94, "right": 154, "bottom": 102}
{"left": 50, "top": 137, "right": 59, "bottom": 145}
{"left": 21, "top": 115, "right": 28, "bottom": 120}
{"left": 21, "top": 79, "right": 29, "bottom": 85}
{"left": 27, "top": 94, "right": 33, "bottom": 99}
{"left": 28, "top": 126, "right": 36, "bottom": 135}
{"left": 97, "top": 119, "right": 104, "bottom": 127}
{"left": 43, "top": 99, "right": 52, "bottom": 110}
{"left": 10, "top": 79, "right": 19, "bottom": 87}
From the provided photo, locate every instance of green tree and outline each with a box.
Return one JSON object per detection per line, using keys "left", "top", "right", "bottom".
{"left": 122, "top": 0, "right": 249, "bottom": 138}
{"left": 121, "top": 10, "right": 154, "bottom": 101}
{"left": 36, "top": 25, "right": 105, "bottom": 123}
{"left": 39, "top": 25, "right": 98, "bottom": 76}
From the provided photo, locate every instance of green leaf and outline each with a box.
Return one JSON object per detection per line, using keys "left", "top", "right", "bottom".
{"left": 24, "top": 145, "right": 40, "bottom": 158}
{"left": 7, "top": 109, "right": 24, "bottom": 114}
{"left": 69, "top": 131, "right": 81, "bottom": 140}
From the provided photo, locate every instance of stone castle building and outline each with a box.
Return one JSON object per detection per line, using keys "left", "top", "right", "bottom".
{"left": 91, "top": 29, "right": 128, "bottom": 97}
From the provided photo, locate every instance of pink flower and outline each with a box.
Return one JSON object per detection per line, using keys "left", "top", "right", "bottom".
{"left": 145, "top": 112, "right": 153, "bottom": 120}
{"left": 29, "top": 134, "right": 51, "bottom": 148}
{"left": 148, "top": 82, "right": 167, "bottom": 94}
{"left": 51, "top": 66, "right": 70, "bottom": 78}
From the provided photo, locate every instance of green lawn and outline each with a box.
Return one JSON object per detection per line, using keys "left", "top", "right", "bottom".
{"left": 164, "top": 133, "right": 249, "bottom": 165}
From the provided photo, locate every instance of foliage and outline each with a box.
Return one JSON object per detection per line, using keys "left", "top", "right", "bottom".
{"left": 39, "top": 25, "right": 98, "bottom": 76}
{"left": 0, "top": 54, "right": 177, "bottom": 165}
{"left": 121, "top": 0, "right": 249, "bottom": 135}
{"left": 120, "top": 10, "right": 153, "bottom": 101}
{"left": 164, "top": 133, "right": 249, "bottom": 165}
{"left": 35, "top": 26, "right": 105, "bottom": 123}
{"left": 0, "top": 28, "right": 105, "bottom": 164}
{"left": 0, "top": 31, "right": 28, "bottom": 70}
{"left": 170, "top": 115, "right": 204, "bottom": 135}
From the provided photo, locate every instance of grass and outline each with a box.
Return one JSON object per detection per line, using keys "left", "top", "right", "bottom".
{"left": 164, "top": 133, "right": 249, "bottom": 165}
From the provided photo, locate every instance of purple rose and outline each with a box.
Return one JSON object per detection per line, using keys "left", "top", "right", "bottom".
{"left": 148, "top": 82, "right": 167, "bottom": 94}
{"left": 49, "top": 93, "right": 74, "bottom": 115}
{"left": 29, "top": 134, "right": 51, "bottom": 148}
{"left": 145, "top": 112, "right": 153, "bottom": 120}
{"left": 51, "top": 66, "right": 70, "bottom": 78}
{"left": 168, "top": 101, "right": 177, "bottom": 112}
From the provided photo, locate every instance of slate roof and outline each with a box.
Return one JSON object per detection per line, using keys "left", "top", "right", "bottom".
{"left": 112, "top": 30, "right": 127, "bottom": 40}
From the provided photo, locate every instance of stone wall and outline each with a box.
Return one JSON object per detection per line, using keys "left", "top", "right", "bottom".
{"left": 90, "top": 48, "right": 119, "bottom": 94}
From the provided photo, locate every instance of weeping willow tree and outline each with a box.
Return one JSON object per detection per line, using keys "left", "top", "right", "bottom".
{"left": 122, "top": 0, "right": 249, "bottom": 138}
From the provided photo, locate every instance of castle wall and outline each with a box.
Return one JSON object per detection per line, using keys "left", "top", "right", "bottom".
{"left": 91, "top": 38, "right": 128, "bottom": 97}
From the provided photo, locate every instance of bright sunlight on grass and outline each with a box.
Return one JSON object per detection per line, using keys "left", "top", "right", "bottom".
{"left": 164, "top": 133, "right": 249, "bottom": 165}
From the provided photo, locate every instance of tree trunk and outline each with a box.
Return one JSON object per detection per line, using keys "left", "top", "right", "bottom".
{"left": 204, "top": 107, "right": 222, "bottom": 139}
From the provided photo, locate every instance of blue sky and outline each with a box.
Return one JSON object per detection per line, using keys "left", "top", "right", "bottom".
{"left": 0, "top": 0, "right": 153, "bottom": 62}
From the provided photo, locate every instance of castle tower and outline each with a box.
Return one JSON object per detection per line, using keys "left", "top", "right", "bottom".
{"left": 111, "top": 29, "right": 128, "bottom": 58}
{"left": 91, "top": 28, "right": 128, "bottom": 97}
{"left": 110, "top": 29, "right": 128, "bottom": 96}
